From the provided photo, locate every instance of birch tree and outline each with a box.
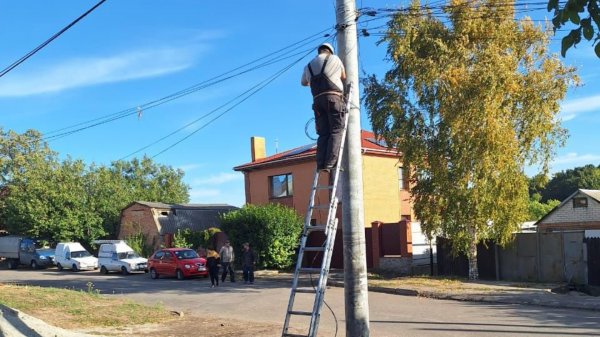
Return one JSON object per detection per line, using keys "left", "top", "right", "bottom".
{"left": 363, "top": 0, "right": 578, "bottom": 279}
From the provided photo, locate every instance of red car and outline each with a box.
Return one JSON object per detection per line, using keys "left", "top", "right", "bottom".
{"left": 148, "top": 248, "right": 208, "bottom": 280}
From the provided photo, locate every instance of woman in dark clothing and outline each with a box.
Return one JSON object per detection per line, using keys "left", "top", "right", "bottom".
{"left": 206, "top": 247, "right": 220, "bottom": 287}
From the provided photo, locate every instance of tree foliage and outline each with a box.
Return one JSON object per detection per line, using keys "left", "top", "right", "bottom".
{"left": 0, "top": 128, "right": 190, "bottom": 246}
{"left": 220, "top": 203, "right": 303, "bottom": 269}
{"left": 528, "top": 193, "right": 560, "bottom": 221}
{"left": 539, "top": 164, "right": 600, "bottom": 201}
{"left": 170, "top": 227, "right": 221, "bottom": 249}
{"left": 547, "top": 0, "right": 600, "bottom": 58}
{"left": 363, "top": 0, "right": 577, "bottom": 279}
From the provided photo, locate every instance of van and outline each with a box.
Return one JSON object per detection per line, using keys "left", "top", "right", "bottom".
{"left": 0, "top": 236, "right": 55, "bottom": 269}
{"left": 95, "top": 240, "right": 148, "bottom": 275}
{"left": 55, "top": 242, "right": 98, "bottom": 271}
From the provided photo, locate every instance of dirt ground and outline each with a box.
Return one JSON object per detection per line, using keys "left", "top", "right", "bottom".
{"left": 77, "top": 313, "right": 293, "bottom": 337}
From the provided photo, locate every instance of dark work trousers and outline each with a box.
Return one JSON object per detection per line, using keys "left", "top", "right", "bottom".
{"left": 221, "top": 262, "right": 235, "bottom": 282}
{"left": 313, "top": 93, "right": 345, "bottom": 169}
{"left": 243, "top": 265, "right": 255, "bottom": 283}
{"left": 209, "top": 265, "right": 219, "bottom": 286}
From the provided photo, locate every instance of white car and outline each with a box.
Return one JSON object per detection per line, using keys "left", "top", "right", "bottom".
{"left": 96, "top": 240, "right": 148, "bottom": 275}
{"left": 55, "top": 242, "right": 98, "bottom": 271}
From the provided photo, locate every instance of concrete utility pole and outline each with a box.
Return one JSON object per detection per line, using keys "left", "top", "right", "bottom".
{"left": 336, "top": 0, "right": 370, "bottom": 336}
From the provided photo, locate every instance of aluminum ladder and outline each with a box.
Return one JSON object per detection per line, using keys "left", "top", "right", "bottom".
{"left": 282, "top": 83, "right": 352, "bottom": 337}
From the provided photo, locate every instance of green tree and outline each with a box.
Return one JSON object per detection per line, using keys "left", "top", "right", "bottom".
{"left": 541, "top": 164, "right": 600, "bottom": 201}
{"left": 528, "top": 193, "right": 560, "bottom": 221}
{"left": 547, "top": 0, "right": 600, "bottom": 58}
{"left": 3, "top": 157, "right": 105, "bottom": 245}
{"left": 220, "top": 203, "right": 302, "bottom": 269}
{"left": 0, "top": 129, "right": 190, "bottom": 245}
{"left": 363, "top": 0, "right": 577, "bottom": 279}
{"left": 90, "top": 157, "right": 190, "bottom": 236}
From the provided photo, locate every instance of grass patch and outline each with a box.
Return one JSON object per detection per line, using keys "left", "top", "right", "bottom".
{"left": 0, "top": 284, "right": 170, "bottom": 329}
{"left": 366, "top": 274, "right": 503, "bottom": 293}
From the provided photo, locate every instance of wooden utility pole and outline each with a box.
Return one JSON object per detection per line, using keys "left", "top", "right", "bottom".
{"left": 336, "top": 0, "right": 370, "bottom": 336}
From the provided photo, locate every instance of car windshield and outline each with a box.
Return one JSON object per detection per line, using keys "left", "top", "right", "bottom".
{"left": 174, "top": 250, "right": 198, "bottom": 260}
{"left": 118, "top": 251, "right": 140, "bottom": 259}
{"left": 70, "top": 250, "right": 91, "bottom": 258}
{"left": 37, "top": 249, "right": 55, "bottom": 257}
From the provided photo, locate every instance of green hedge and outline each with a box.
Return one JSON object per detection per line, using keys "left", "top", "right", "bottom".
{"left": 220, "top": 203, "right": 303, "bottom": 269}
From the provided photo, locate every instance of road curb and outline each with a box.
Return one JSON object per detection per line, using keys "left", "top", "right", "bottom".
{"left": 325, "top": 279, "right": 600, "bottom": 312}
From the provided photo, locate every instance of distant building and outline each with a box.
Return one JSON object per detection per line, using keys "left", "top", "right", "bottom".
{"left": 118, "top": 201, "right": 238, "bottom": 250}
{"left": 536, "top": 189, "right": 600, "bottom": 232}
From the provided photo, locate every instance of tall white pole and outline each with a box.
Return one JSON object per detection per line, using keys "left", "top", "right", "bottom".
{"left": 336, "top": 0, "right": 370, "bottom": 336}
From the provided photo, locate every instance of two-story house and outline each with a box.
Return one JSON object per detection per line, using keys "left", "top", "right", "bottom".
{"left": 234, "top": 130, "right": 415, "bottom": 269}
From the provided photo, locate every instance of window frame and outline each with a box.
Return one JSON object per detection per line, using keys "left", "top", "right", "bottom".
{"left": 269, "top": 173, "right": 294, "bottom": 199}
{"left": 573, "top": 197, "right": 588, "bottom": 208}
{"left": 398, "top": 167, "right": 409, "bottom": 190}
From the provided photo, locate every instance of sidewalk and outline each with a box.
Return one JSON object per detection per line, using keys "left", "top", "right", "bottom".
{"left": 257, "top": 270, "right": 600, "bottom": 312}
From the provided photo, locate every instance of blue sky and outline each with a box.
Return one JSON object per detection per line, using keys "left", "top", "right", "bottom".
{"left": 1, "top": 1, "right": 599, "bottom": 207}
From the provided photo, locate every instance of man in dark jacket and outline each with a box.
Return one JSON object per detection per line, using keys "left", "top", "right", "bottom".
{"left": 301, "top": 43, "right": 347, "bottom": 172}
{"left": 241, "top": 242, "right": 256, "bottom": 284}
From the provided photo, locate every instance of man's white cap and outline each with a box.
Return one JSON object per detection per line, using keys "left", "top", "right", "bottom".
{"left": 318, "top": 43, "right": 334, "bottom": 54}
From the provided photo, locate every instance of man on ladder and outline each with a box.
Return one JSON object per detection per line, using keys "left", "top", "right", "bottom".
{"left": 301, "top": 43, "right": 347, "bottom": 172}
{"left": 282, "top": 43, "right": 352, "bottom": 337}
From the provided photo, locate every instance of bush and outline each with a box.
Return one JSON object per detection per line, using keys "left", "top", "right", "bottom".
{"left": 172, "top": 229, "right": 193, "bottom": 248}
{"left": 171, "top": 227, "right": 221, "bottom": 249}
{"left": 125, "top": 232, "right": 154, "bottom": 257}
{"left": 220, "top": 203, "right": 303, "bottom": 269}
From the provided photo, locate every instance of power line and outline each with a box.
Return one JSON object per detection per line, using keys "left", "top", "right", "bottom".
{"left": 43, "top": 27, "right": 335, "bottom": 142}
{"left": 149, "top": 43, "right": 319, "bottom": 158}
{"left": 0, "top": 0, "right": 106, "bottom": 79}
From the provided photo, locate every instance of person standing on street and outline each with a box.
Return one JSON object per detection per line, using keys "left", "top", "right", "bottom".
{"left": 206, "top": 246, "right": 220, "bottom": 288}
{"left": 241, "top": 242, "right": 256, "bottom": 284}
{"left": 219, "top": 240, "right": 235, "bottom": 283}
{"left": 301, "top": 42, "right": 347, "bottom": 172}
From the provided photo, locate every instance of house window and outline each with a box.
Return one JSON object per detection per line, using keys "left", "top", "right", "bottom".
{"left": 270, "top": 173, "right": 293, "bottom": 198}
{"left": 398, "top": 167, "right": 409, "bottom": 190}
{"left": 573, "top": 197, "right": 588, "bottom": 208}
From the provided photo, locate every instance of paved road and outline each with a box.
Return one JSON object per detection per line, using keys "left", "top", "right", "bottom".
{"left": 2, "top": 268, "right": 600, "bottom": 337}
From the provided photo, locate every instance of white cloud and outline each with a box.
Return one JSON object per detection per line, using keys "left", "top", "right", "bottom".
{"left": 560, "top": 95, "right": 600, "bottom": 121}
{"left": 178, "top": 163, "right": 204, "bottom": 172}
{"left": 0, "top": 47, "right": 198, "bottom": 97}
{"left": 552, "top": 152, "right": 600, "bottom": 166}
{"left": 192, "top": 172, "right": 242, "bottom": 186}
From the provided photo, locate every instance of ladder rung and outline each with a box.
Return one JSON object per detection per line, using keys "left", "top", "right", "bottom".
{"left": 303, "top": 246, "right": 325, "bottom": 252}
{"left": 295, "top": 287, "right": 317, "bottom": 293}
{"left": 312, "top": 204, "right": 330, "bottom": 210}
{"left": 299, "top": 268, "right": 321, "bottom": 273}
{"left": 305, "top": 225, "right": 326, "bottom": 232}
{"left": 315, "top": 185, "right": 333, "bottom": 190}
{"left": 283, "top": 334, "right": 308, "bottom": 337}
{"left": 288, "top": 310, "right": 313, "bottom": 316}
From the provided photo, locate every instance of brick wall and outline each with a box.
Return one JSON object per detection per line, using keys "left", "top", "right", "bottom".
{"left": 539, "top": 192, "right": 600, "bottom": 231}
{"left": 118, "top": 203, "right": 164, "bottom": 250}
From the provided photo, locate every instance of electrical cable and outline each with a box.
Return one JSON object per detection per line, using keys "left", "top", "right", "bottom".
{"left": 42, "top": 27, "right": 335, "bottom": 142}
{"left": 148, "top": 37, "right": 325, "bottom": 158}
{"left": 0, "top": 0, "right": 106, "bottom": 79}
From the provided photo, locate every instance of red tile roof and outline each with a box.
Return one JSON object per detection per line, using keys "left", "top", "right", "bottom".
{"left": 234, "top": 130, "right": 399, "bottom": 171}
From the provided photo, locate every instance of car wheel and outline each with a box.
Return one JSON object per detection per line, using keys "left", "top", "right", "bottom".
{"left": 121, "top": 266, "right": 129, "bottom": 275}
{"left": 72, "top": 264, "right": 79, "bottom": 272}
{"left": 150, "top": 268, "right": 159, "bottom": 279}
{"left": 176, "top": 269, "right": 184, "bottom": 280}
{"left": 7, "top": 259, "right": 18, "bottom": 270}
{"left": 30, "top": 260, "right": 38, "bottom": 269}
{"left": 57, "top": 263, "right": 63, "bottom": 271}
{"left": 100, "top": 266, "right": 108, "bottom": 274}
